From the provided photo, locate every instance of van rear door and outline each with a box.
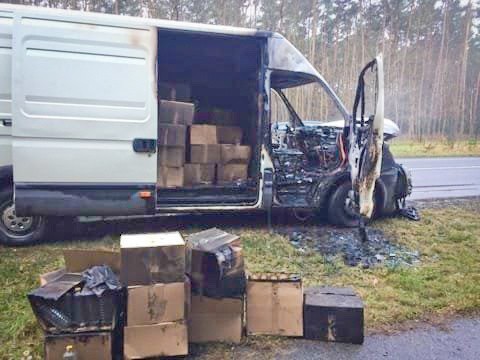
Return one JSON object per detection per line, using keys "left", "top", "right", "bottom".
{"left": 0, "top": 12, "right": 12, "bottom": 173}
{"left": 11, "top": 13, "right": 158, "bottom": 216}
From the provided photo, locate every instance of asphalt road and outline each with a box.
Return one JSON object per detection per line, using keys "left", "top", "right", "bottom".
{"left": 397, "top": 157, "right": 480, "bottom": 200}
{"left": 265, "top": 317, "right": 480, "bottom": 360}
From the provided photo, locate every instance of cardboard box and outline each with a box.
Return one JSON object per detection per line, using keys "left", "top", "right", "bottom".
{"left": 190, "top": 144, "right": 221, "bottom": 164}
{"left": 194, "top": 108, "right": 237, "bottom": 126}
{"left": 217, "top": 164, "right": 248, "bottom": 182}
{"left": 217, "top": 125, "right": 243, "bottom": 144}
{"left": 189, "top": 295, "right": 243, "bottom": 343}
{"left": 157, "top": 166, "right": 184, "bottom": 188}
{"left": 45, "top": 332, "right": 112, "bottom": 360}
{"left": 127, "top": 282, "right": 185, "bottom": 326}
{"left": 124, "top": 321, "right": 188, "bottom": 359}
{"left": 303, "top": 286, "right": 364, "bottom": 344}
{"left": 158, "top": 124, "right": 186, "bottom": 147}
{"left": 159, "top": 100, "right": 194, "bottom": 125}
{"left": 157, "top": 147, "right": 185, "bottom": 167}
{"left": 186, "top": 228, "right": 245, "bottom": 298}
{"left": 189, "top": 124, "right": 218, "bottom": 145}
{"left": 120, "top": 232, "right": 185, "bottom": 286}
{"left": 246, "top": 273, "right": 303, "bottom": 337}
{"left": 158, "top": 82, "right": 191, "bottom": 102}
{"left": 63, "top": 249, "right": 121, "bottom": 274}
{"left": 184, "top": 163, "right": 216, "bottom": 186}
{"left": 220, "top": 145, "right": 251, "bottom": 164}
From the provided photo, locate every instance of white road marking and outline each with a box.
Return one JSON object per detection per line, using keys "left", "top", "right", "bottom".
{"left": 409, "top": 166, "right": 480, "bottom": 171}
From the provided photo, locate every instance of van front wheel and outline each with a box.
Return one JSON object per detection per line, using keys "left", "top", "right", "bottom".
{"left": 0, "top": 188, "right": 46, "bottom": 246}
{"left": 327, "top": 181, "right": 378, "bottom": 227}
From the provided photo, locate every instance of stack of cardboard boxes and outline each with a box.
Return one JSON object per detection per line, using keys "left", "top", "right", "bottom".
{"left": 27, "top": 226, "right": 365, "bottom": 359}
{"left": 186, "top": 228, "right": 246, "bottom": 343}
{"left": 187, "top": 124, "right": 251, "bottom": 185}
{"left": 157, "top": 100, "right": 194, "bottom": 188}
{"left": 158, "top": 83, "right": 251, "bottom": 187}
{"left": 121, "top": 232, "right": 189, "bottom": 359}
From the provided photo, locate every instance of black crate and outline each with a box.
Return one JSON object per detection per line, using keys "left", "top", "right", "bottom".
{"left": 303, "top": 286, "right": 364, "bottom": 344}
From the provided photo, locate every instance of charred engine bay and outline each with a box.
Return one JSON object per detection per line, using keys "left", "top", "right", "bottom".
{"left": 277, "top": 224, "right": 420, "bottom": 268}
{"left": 273, "top": 125, "right": 346, "bottom": 207}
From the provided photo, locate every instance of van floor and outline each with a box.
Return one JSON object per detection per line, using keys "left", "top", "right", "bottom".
{"left": 156, "top": 184, "right": 258, "bottom": 207}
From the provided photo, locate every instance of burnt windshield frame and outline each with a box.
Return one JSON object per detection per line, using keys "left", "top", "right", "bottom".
{"left": 273, "top": 78, "right": 350, "bottom": 129}
{"left": 276, "top": 89, "right": 304, "bottom": 128}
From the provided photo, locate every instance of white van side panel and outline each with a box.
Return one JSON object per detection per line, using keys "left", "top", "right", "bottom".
{"left": 12, "top": 16, "right": 157, "bottom": 184}
{"left": 0, "top": 12, "right": 12, "bottom": 169}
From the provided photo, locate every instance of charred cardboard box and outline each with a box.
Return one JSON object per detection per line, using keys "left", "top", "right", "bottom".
{"left": 124, "top": 320, "right": 188, "bottom": 359}
{"left": 217, "top": 164, "right": 248, "bottom": 182}
{"left": 217, "top": 126, "right": 243, "bottom": 144}
{"left": 220, "top": 145, "right": 251, "bottom": 164}
{"left": 29, "top": 268, "right": 125, "bottom": 335}
{"left": 189, "top": 124, "right": 218, "bottom": 145}
{"left": 30, "top": 250, "right": 126, "bottom": 360}
{"left": 303, "top": 286, "right": 364, "bottom": 344}
{"left": 31, "top": 250, "right": 125, "bottom": 334}
{"left": 184, "top": 163, "right": 216, "bottom": 186}
{"left": 157, "top": 166, "right": 184, "bottom": 188}
{"left": 189, "top": 295, "right": 244, "bottom": 343}
{"left": 127, "top": 282, "right": 185, "bottom": 326}
{"left": 157, "top": 147, "right": 185, "bottom": 167}
{"left": 158, "top": 82, "right": 191, "bottom": 102}
{"left": 120, "top": 232, "right": 185, "bottom": 286}
{"left": 45, "top": 331, "right": 113, "bottom": 360}
{"left": 246, "top": 273, "right": 303, "bottom": 337}
{"left": 186, "top": 228, "right": 246, "bottom": 298}
{"left": 159, "top": 100, "right": 194, "bottom": 126}
{"left": 158, "top": 124, "right": 187, "bottom": 147}
{"left": 190, "top": 144, "right": 221, "bottom": 164}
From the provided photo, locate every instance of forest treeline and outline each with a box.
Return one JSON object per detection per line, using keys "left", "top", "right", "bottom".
{"left": 2, "top": 0, "right": 479, "bottom": 140}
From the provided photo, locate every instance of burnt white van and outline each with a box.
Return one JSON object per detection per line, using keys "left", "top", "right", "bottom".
{"left": 0, "top": 5, "right": 411, "bottom": 245}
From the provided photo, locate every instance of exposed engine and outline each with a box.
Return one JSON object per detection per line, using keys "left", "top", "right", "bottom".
{"left": 272, "top": 124, "right": 347, "bottom": 207}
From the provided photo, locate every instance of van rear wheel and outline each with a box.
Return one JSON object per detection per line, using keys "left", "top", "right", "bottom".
{"left": 0, "top": 188, "right": 46, "bottom": 246}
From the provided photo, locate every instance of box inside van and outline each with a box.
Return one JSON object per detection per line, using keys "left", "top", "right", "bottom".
{"left": 155, "top": 30, "right": 263, "bottom": 207}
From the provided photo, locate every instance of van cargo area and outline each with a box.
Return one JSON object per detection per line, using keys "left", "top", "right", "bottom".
{"left": 155, "top": 30, "right": 263, "bottom": 208}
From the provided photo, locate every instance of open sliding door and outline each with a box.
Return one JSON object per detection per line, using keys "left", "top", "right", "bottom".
{"left": 11, "top": 12, "right": 158, "bottom": 216}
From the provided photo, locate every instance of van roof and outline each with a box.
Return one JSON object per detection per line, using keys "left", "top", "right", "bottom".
{"left": 0, "top": 3, "right": 274, "bottom": 39}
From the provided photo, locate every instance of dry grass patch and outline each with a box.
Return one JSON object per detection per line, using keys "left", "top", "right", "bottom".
{"left": 390, "top": 139, "right": 480, "bottom": 157}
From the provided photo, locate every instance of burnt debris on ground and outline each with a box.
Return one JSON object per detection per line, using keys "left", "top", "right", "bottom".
{"left": 278, "top": 226, "right": 420, "bottom": 268}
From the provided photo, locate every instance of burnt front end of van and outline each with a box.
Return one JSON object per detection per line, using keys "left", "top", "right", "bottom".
{"left": 271, "top": 124, "right": 411, "bottom": 220}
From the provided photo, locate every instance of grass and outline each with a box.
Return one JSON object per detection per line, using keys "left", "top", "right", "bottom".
{"left": 1, "top": 201, "right": 479, "bottom": 359}
{"left": 389, "top": 139, "right": 480, "bottom": 158}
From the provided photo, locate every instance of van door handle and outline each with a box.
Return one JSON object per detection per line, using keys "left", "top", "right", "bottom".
{"left": 1, "top": 119, "right": 12, "bottom": 127}
{"left": 133, "top": 138, "right": 157, "bottom": 153}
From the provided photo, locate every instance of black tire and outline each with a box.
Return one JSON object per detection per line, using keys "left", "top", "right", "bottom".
{"left": 327, "top": 181, "right": 359, "bottom": 227}
{"left": 327, "top": 181, "right": 380, "bottom": 227}
{"left": 0, "top": 187, "right": 47, "bottom": 246}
